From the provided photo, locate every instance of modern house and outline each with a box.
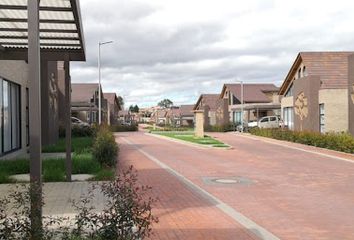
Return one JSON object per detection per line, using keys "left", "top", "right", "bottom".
{"left": 193, "top": 94, "right": 228, "bottom": 128}
{"left": 103, "top": 93, "right": 121, "bottom": 125}
{"left": 220, "top": 83, "right": 280, "bottom": 125}
{"left": 180, "top": 105, "right": 195, "bottom": 126}
{"left": 279, "top": 52, "right": 354, "bottom": 134}
{"left": 118, "top": 110, "right": 132, "bottom": 123}
{"left": 71, "top": 83, "right": 107, "bottom": 124}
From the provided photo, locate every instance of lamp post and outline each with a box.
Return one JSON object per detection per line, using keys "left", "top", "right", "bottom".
{"left": 234, "top": 80, "right": 244, "bottom": 133}
{"left": 98, "top": 41, "right": 113, "bottom": 124}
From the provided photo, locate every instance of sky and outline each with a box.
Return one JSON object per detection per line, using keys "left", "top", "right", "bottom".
{"left": 71, "top": 0, "right": 354, "bottom": 108}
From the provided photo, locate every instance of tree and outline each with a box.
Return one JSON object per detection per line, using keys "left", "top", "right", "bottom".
{"left": 118, "top": 96, "right": 124, "bottom": 108}
{"left": 158, "top": 99, "right": 173, "bottom": 108}
{"left": 129, "top": 105, "right": 139, "bottom": 113}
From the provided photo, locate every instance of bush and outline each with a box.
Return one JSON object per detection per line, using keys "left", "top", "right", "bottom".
{"left": 59, "top": 126, "right": 95, "bottom": 138}
{"left": 0, "top": 167, "right": 158, "bottom": 240}
{"left": 71, "top": 166, "right": 158, "bottom": 239}
{"left": 109, "top": 124, "right": 138, "bottom": 132}
{"left": 205, "top": 123, "right": 235, "bottom": 132}
{"left": 92, "top": 126, "right": 119, "bottom": 167}
{"left": 250, "top": 128, "right": 354, "bottom": 153}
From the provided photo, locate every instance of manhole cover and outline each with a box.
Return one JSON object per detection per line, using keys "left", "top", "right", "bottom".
{"left": 214, "top": 178, "right": 239, "bottom": 184}
{"left": 202, "top": 176, "right": 254, "bottom": 186}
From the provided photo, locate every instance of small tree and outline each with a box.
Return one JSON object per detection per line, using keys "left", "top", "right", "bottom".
{"left": 118, "top": 96, "right": 124, "bottom": 109}
{"left": 158, "top": 99, "right": 173, "bottom": 108}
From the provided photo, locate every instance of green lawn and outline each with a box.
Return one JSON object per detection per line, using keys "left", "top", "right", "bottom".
{"left": 154, "top": 132, "right": 229, "bottom": 148}
{"left": 0, "top": 152, "right": 113, "bottom": 184}
{"left": 42, "top": 137, "right": 94, "bottom": 153}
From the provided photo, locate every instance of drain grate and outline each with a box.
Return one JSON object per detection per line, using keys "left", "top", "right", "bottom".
{"left": 203, "top": 176, "right": 254, "bottom": 186}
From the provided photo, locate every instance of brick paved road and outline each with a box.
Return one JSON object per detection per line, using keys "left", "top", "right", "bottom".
{"left": 116, "top": 131, "right": 354, "bottom": 240}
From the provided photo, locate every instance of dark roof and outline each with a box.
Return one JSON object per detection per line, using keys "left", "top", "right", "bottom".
{"left": 222, "top": 84, "right": 278, "bottom": 103}
{"left": 71, "top": 83, "right": 98, "bottom": 103}
{"left": 180, "top": 105, "right": 194, "bottom": 116}
{"left": 279, "top": 52, "right": 354, "bottom": 95}
{"left": 103, "top": 93, "right": 117, "bottom": 105}
{"left": 194, "top": 94, "right": 220, "bottom": 110}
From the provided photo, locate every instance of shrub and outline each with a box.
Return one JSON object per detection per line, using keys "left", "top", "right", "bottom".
{"left": 92, "top": 126, "right": 119, "bottom": 167}
{"left": 250, "top": 128, "right": 354, "bottom": 153}
{"left": 0, "top": 167, "right": 158, "bottom": 239}
{"left": 73, "top": 153, "right": 101, "bottom": 174}
{"left": 109, "top": 124, "right": 138, "bottom": 132}
{"left": 71, "top": 166, "right": 158, "bottom": 240}
{"left": 205, "top": 123, "right": 235, "bottom": 132}
{"left": 59, "top": 126, "right": 95, "bottom": 138}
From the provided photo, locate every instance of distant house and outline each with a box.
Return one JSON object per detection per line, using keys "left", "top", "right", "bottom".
{"left": 157, "top": 109, "right": 169, "bottom": 125}
{"left": 220, "top": 83, "right": 280, "bottom": 125}
{"left": 103, "top": 93, "right": 121, "bottom": 125}
{"left": 194, "top": 94, "right": 228, "bottom": 128}
{"left": 118, "top": 110, "right": 132, "bottom": 123}
{"left": 71, "top": 83, "right": 107, "bottom": 124}
{"left": 167, "top": 107, "right": 181, "bottom": 126}
{"left": 180, "top": 105, "right": 195, "bottom": 126}
{"left": 279, "top": 52, "right": 354, "bottom": 134}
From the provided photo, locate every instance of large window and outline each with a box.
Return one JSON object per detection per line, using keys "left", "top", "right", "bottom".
{"left": 319, "top": 104, "right": 325, "bottom": 133}
{"left": 285, "top": 83, "right": 294, "bottom": 97}
{"left": 283, "top": 107, "right": 294, "bottom": 130}
{"left": 0, "top": 78, "right": 21, "bottom": 155}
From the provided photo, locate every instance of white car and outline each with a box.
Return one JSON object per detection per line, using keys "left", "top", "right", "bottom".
{"left": 258, "top": 116, "right": 281, "bottom": 129}
{"left": 71, "top": 117, "right": 90, "bottom": 128}
{"left": 246, "top": 116, "right": 282, "bottom": 129}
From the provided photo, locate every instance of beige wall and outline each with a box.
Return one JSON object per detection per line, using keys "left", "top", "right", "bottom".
{"left": 319, "top": 89, "right": 349, "bottom": 133}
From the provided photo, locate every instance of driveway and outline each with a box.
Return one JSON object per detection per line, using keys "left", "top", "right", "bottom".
{"left": 116, "top": 131, "right": 354, "bottom": 240}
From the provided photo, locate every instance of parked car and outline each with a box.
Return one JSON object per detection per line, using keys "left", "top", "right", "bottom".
{"left": 71, "top": 117, "right": 90, "bottom": 128}
{"left": 258, "top": 116, "right": 282, "bottom": 129}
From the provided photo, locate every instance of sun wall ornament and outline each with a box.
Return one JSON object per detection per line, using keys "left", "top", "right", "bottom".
{"left": 294, "top": 92, "right": 308, "bottom": 131}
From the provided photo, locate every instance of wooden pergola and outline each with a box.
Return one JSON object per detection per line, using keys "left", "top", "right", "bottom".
{"left": 0, "top": 0, "right": 85, "bottom": 236}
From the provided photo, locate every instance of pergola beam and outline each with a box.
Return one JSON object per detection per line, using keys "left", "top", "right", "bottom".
{"left": 0, "top": 35, "right": 80, "bottom": 41}
{"left": 0, "top": 5, "right": 72, "bottom": 12}
{"left": 0, "top": 18, "right": 76, "bottom": 24}
{"left": 0, "top": 42, "right": 81, "bottom": 47}
{"left": 0, "top": 28, "right": 78, "bottom": 33}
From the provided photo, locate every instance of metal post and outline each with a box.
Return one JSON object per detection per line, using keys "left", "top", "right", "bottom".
{"left": 64, "top": 61, "right": 72, "bottom": 182}
{"left": 98, "top": 41, "right": 113, "bottom": 125}
{"left": 28, "top": 0, "right": 42, "bottom": 238}
{"left": 98, "top": 43, "right": 101, "bottom": 124}
{"left": 241, "top": 81, "right": 244, "bottom": 133}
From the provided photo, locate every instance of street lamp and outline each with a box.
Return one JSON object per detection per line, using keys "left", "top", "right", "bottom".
{"left": 98, "top": 40, "right": 113, "bottom": 124}
{"left": 234, "top": 80, "right": 244, "bottom": 133}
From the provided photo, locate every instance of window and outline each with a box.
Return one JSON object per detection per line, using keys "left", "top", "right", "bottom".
{"left": 26, "top": 88, "right": 29, "bottom": 146}
{"left": 285, "top": 83, "right": 294, "bottom": 97}
{"left": 233, "top": 111, "right": 242, "bottom": 124}
{"left": 270, "top": 117, "right": 277, "bottom": 122}
{"left": 298, "top": 68, "right": 301, "bottom": 78}
{"left": 0, "top": 77, "right": 21, "bottom": 155}
{"left": 228, "top": 91, "right": 232, "bottom": 105}
{"left": 283, "top": 107, "right": 294, "bottom": 130}
{"left": 260, "top": 117, "right": 268, "bottom": 123}
{"left": 303, "top": 66, "right": 307, "bottom": 77}
{"left": 319, "top": 104, "right": 325, "bottom": 133}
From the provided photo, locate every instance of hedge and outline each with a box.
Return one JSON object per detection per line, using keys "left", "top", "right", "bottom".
{"left": 249, "top": 128, "right": 354, "bottom": 153}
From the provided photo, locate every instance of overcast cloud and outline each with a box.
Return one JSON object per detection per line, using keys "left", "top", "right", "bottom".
{"left": 71, "top": 0, "right": 354, "bottom": 108}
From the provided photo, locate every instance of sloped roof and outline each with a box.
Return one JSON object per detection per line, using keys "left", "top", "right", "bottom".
{"left": 71, "top": 83, "right": 98, "bottom": 103}
{"left": 167, "top": 107, "right": 181, "bottom": 118}
{"left": 222, "top": 84, "right": 278, "bottom": 103}
{"left": 279, "top": 52, "right": 354, "bottom": 95}
{"left": 180, "top": 105, "right": 194, "bottom": 116}
{"left": 194, "top": 94, "right": 219, "bottom": 110}
{"left": 157, "top": 109, "right": 168, "bottom": 118}
{"left": 103, "top": 93, "right": 116, "bottom": 105}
